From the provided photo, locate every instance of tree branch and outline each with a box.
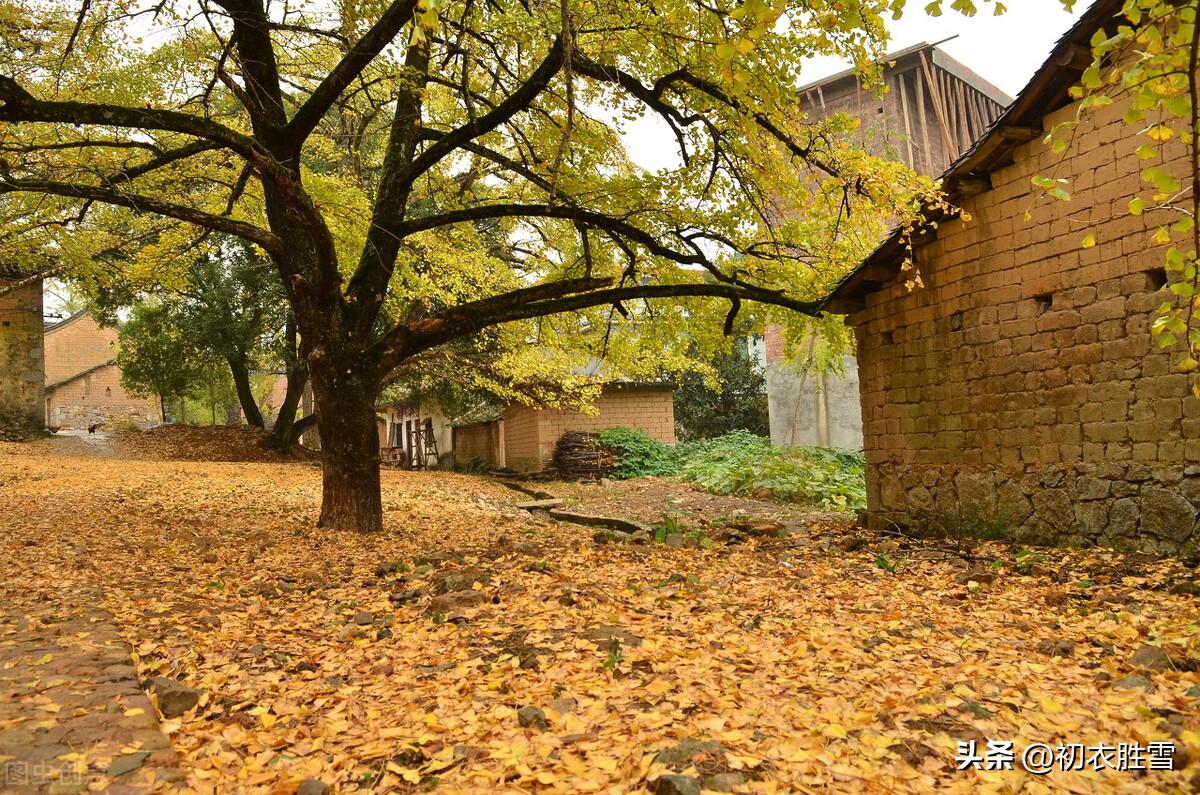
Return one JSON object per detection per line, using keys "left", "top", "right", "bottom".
{"left": 381, "top": 280, "right": 820, "bottom": 369}
{"left": 285, "top": 0, "right": 421, "bottom": 143}
{"left": 393, "top": 203, "right": 705, "bottom": 266}
{"left": 402, "top": 37, "right": 565, "bottom": 186}
{"left": 0, "top": 176, "right": 284, "bottom": 256}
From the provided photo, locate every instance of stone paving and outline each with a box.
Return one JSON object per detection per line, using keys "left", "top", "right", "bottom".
{"left": 0, "top": 583, "right": 183, "bottom": 794}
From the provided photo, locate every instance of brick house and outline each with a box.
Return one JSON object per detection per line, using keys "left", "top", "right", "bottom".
{"left": 453, "top": 383, "right": 676, "bottom": 472}
{"left": 766, "top": 42, "right": 1009, "bottom": 449}
{"left": 44, "top": 311, "right": 160, "bottom": 429}
{"left": 823, "top": 0, "right": 1197, "bottom": 554}
{"left": 0, "top": 265, "right": 45, "bottom": 429}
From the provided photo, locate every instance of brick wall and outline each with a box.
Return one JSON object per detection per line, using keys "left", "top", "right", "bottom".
{"left": 502, "top": 385, "right": 676, "bottom": 472}
{"left": 46, "top": 363, "right": 160, "bottom": 429}
{"left": 44, "top": 313, "right": 118, "bottom": 383}
{"left": 0, "top": 278, "right": 44, "bottom": 426}
{"left": 845, "top": 94, "right": 1198, "bottom": 554}
{"left": 44, "top": 313, "right": 159, "bottom": 429}
{"left": 453, "top": 422, "right": 503, "bottom": 467}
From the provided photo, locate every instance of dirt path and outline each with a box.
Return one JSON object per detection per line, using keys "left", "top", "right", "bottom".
{"left": 0, "top": 582, "right": 184, "bottom": 793}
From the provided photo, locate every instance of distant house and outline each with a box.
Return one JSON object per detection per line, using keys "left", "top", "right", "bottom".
{"left": 43, "top": 312, "right": 160, "bottom": 430}
{"left": 823, "top": 0, "right": 1197, "bottom": 553}
{"left": 0, "top": 265, "right": 45, "bottom": 428}
{"left": 453, "top": 382, "right": 676, "bottom": 472}
{"left": 376, "top": 399, "right": 455, "bottom": 469}
{"left": 766, "top": 41, "right": 1010, "bottom": 449}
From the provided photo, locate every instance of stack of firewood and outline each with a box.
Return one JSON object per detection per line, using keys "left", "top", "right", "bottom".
{"left": 553, "top": 431, "right": 616, "bottom": 480}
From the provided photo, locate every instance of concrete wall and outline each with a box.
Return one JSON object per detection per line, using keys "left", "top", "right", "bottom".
{"left": 844, "top": 91, "right": 1199, "bottom": 555}
{"left": 502, "top": 385, "right": 676, "bottom": 472}
{"left": 0, "top": 278, "right": 45, "bottom": 427}
{"left": 764, "top": 326, "right": 863, "bottom": 449}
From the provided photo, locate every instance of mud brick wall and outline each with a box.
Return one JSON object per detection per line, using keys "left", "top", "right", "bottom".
{"left": 45, "top": 363, "right": 159, "bottom": 430}
{"left": 846, "top": 95, "right": 1198, "bottom": 554}
{"left": 502, "top": 386, "right": 676, "bottom": 472}
{"left": 453, "top": 422, "right": 503, "bottom": 467}
{"left": 0, "top": 278, "right": 45, "bottom": 427}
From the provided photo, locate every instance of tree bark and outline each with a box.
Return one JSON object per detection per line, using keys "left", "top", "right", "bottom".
{"left": 311, "top": 367, "right": 383, "bottom": 531}
{"left": 263, "top": 313, "right": 309, "bottom": 448}
{"left": 263, "top": 362, "right": 308, "bottom": 447}
{"left": 227, "top": 353, "right": 265, "bottom": 427}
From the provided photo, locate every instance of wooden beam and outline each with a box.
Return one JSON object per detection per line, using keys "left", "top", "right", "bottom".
{"left": 1055, "top": 43, "right": 1093, "bottom": 71}
{"left": 918, "top": 50, "right": 956, "bottom": 161}
{"left": 823, "top": 294, "right": 866, "bottom": 315}
{"left": 946, "top": 173, "right": 992, "bottom": 198}
{"left": 999, "top": 125, "right": 1042, "bottom": 142}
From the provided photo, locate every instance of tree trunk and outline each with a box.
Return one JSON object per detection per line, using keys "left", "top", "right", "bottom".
{"left": 264, "top": 363, "right": 307, "bottom": 446}
{"left": 263, "top": 312, "right": 308, "bottom": 448}
{"left": 228, "top": 354, "right": 264, "bottom": 428}
{"left": 311, "top": 369, "right": 383, "bottom": 532}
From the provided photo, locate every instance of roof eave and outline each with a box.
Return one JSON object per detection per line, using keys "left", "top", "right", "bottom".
{"left": 821, "top": 0, "right": 1123, "bottom": 313}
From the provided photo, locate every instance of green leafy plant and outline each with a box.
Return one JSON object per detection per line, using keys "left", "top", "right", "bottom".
{"left": 596, "top": 429, "right": 867, "bottom": 510}
{"left": 597, "top": 428, "right": 684, "bottom": 478}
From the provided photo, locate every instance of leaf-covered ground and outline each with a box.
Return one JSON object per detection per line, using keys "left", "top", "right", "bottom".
{"left": 2, "top": 439, "right": 1199, "bottom": 794}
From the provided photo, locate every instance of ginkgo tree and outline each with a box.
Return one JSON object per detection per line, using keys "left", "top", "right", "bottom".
{"left": 0, "top": 0, "right": 950, "bottom": 531}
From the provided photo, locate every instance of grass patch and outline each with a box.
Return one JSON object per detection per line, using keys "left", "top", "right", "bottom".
{"left": 596, "top": 429, "right": 865, "bottom": 510}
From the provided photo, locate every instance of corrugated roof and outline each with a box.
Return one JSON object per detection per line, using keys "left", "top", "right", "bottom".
{"left": 822, "top": 0, "right": 1120, "bottom": 312}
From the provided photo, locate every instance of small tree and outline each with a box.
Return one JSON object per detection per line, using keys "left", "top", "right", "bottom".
{"left": 90, "top": 238, "right": 306, "bottom": 438}
{"left": 671, "top": 337, "right": 769, "bottom": 441}
{"left": 117, "top": 305, "right": 209, "bottom": 421}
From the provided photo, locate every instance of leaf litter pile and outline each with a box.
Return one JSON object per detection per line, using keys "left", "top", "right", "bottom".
{"left": 2, "top": 441, "right": 1199, "bottom": 794}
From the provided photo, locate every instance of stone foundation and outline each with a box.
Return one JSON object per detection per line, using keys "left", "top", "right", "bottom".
{"left": 866, "top": 462, "right": 1198, "bottom": 555}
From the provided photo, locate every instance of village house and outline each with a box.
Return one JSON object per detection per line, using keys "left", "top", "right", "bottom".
{"left": 43, "top": 311, "right": 160, "bottom": 430}
{"left": 453, "top": 382, "right": 676, "bottom": 473}
{"left": 766, "top": 41, "right": 1010, "bottom": 449}
{"left": 0, "top": 265, "right": 45, "bottom": 430}
{"left": 823, "top": 0, "right": 1197, "bottom": 554}
{"left": 376, "top": 399, "right": 455, "bottom": 469}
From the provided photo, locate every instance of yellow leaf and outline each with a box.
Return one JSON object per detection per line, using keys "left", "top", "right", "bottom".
{"left": 822, "top": 723, "right": 847, "bottom": 739}
{"left": 1040, "top": 698, "right": 1064, "bottom": 714}
{"left": 123, "top": 708, "right": 145, "bottom": 717}
{"left": 1081, "top": 233, "right": 1096, "bottom": 248}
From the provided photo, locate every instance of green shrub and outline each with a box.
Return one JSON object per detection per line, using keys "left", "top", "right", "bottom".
{"left": 596, "top": 427, "right": 682, "bottom": 478}
{"left": 594, "top": 428, "right": 866, "bottom": 510}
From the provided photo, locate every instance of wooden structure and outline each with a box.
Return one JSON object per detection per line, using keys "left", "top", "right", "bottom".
{"left": 377, "top": 400, "right": 450, "bottom": 469}
{"left": 797, "top": 39, "right": 1010, "bottom": 176}
{"left": 767, "top": 42, "right": 1011, "bottom": 451}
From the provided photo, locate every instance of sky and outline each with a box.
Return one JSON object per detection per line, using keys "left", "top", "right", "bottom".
{"left": 624, "top": 1, "right": 1086, "bottom": 171}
